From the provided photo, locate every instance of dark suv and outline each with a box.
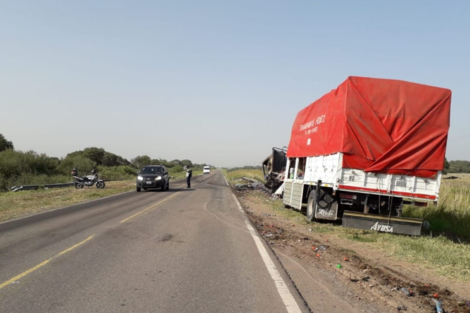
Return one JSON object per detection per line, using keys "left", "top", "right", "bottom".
{"left": 136, "top": 165, "right": 170, "bottom": 192}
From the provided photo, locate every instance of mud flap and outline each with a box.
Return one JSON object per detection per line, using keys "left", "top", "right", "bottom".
{"left": 342, "top": 211, "right": 423, "bottom": 236}
{"left": 314, "top": 188, "right": 339, "bottom": 221}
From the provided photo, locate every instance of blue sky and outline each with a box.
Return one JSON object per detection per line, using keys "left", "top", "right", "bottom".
{"left": 1, "top": 0, "right": 469, "bottom": 167}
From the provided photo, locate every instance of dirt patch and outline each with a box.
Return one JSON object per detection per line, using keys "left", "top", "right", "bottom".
{"left": 235, "top": 188, "right": 470, "bottom": 313}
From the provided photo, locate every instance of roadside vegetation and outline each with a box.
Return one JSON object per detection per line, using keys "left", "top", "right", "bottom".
{"left": 225, "top": 168, "right": 265, "bottom": 182}
{"left": 0, "top": 133, "right": 209, "bottom": 221}
{"left": 0, "top": 133, "right": 212, "bottom": 192}
{"left": 403, "top": 173, "right": 470, "bottom": 241}
{"left": 0, "top": 169, "right": 203, "bottom": 223}
{"left": 224, "top": 169, "right": 470, "bottom": 281}
{"left": 0, "top": 181, "right": 135, "bottom": 223}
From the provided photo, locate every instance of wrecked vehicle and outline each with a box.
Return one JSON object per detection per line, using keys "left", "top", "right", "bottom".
{"left": 262, "top": 147, "right": 287, "bottom": 193}
{"left": 282, "top": 76, "right": 451, "bottom": 235}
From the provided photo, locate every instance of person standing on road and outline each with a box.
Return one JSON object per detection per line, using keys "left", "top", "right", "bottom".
{"left": 184, "top": 166, "right": 192, "bottom": 188}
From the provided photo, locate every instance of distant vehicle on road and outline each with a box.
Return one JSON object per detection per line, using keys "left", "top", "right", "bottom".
{"left": 203, "top": 166, "right": 211, "bottom": 174}
{"left": 136, "top": 165, "right": 169, "bottom": 192}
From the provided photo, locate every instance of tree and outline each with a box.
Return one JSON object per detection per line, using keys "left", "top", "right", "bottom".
{"left": 180, "top": 159, "right": 193, "bottom": 168}
{"left": 83, "top": 147, "right": 105, "bottom": 165}
{"left": 0, "top": 134, "right": 14, "bottom": 152}
{"left": 131, "top": 155, "right": 151, "bottom": 169}
{"left": 58, "top": 154, "right": 96, "bottom": 176}
{"left": 102, "top": 152, "right": 119, "bottom": 167}
{"left": 443, "top": 157, "right": 450, "bottom": 174}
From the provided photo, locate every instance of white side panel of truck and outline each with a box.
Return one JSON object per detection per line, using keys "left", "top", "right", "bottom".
{"left": 304, "top": 153, "right": 342, "bottom": 186}
{"left": 283, "top": 153, "right": 440, "bottom": 209}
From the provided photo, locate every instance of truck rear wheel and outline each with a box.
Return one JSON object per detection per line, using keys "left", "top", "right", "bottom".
{"left": 306, "top": 189, "right": 317, "bottom": 221}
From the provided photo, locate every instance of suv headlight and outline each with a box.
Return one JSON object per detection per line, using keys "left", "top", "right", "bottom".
{"left": 155, "top": 176, "right": 162, "bottom": 181}
{"left": 137, "top": 176, "right": 143, "bottom": 181}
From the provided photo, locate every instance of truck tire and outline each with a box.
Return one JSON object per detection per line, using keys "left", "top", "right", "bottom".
{"left": 306, "top": 189, "right": 317, "bottom": 222}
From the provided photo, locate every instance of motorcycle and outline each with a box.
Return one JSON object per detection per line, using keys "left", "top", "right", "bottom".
{"left": 73, "top": 170, "right": 105, "bottom": 189}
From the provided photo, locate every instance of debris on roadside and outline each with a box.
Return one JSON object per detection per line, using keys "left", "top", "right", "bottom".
{"left": 401, "top": 287, "right": 413, "bottom": 297}
{"left": 432, "top": 298, "right": 443, "bottom": 313}
{"left": 235, "top": 183, "right": 470, "bottom": 313}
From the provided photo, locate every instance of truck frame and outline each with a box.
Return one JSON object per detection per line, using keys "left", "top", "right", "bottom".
{"left": 282, "top": 153, "right": 440, "bottom": 235}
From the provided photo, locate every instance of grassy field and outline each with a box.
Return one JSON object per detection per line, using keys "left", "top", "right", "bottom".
{"left": 224, "top": 169, "right": 470, "bottom": 281}
{"left": 403, "top": 173, "right": 470, "bottom": 241}
{"left": 0, "top": 180, "right": 136, "bottom": 223}
{"left": 225, "top": 169, "right": 265, "bottom": 182}
{"left": 0, "top": 171, "right": 201, "bottom": 223}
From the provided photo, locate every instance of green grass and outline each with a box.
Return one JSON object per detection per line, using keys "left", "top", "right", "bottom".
{"left": 0, "top": 180, "right": 136, "bottom": 222}
{"left": 403, "top": 173, "right": 470, "bottom": 241}
{"left": 226, "top": 169, "right": 266, "bottom": 183}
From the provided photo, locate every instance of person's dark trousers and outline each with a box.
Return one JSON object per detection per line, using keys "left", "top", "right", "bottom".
{"left": 186, "top": 176, "right": 191, "bottom": 188}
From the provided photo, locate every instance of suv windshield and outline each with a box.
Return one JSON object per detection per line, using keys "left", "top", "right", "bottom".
{"left": 140, "top": 167, "right": 163, "bottom": 174}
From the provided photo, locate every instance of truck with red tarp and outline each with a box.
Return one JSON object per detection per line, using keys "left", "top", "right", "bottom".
{"left": 282, "top": 76, "right": 451, "bottom": 235}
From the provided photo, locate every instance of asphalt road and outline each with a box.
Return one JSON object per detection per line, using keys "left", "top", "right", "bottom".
{"left": 0, "top": 171, "right": 309, "bottom": 313}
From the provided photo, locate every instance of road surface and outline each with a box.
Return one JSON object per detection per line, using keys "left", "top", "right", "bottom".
{"left": 0, "top": 171, "right": 309, "bottom": 313}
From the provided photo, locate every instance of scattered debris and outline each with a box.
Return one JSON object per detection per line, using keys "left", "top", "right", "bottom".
{"left": 401, "top": 287, "right": 413, "bottom": 297}
{"left": 432, "top": 298, "right": 443, "bottom": 313}
{"left": 234, "top": 183, "right": 469, "bottom": 313}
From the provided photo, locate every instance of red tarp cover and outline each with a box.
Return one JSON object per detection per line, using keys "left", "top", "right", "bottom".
{"left": 287, "top": 77, "right": 451, "bottom": 178}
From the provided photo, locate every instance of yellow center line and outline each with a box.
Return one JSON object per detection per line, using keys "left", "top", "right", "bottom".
{"left": 0, "top": 234, "right": 95, "bottom": 291}
{"left": 1, "top": 191, "right": 182, "bottom": 291}
{"left": 120, "top": 192, "right": 181, "bottom": 224}
{"left": 0, "top": 260, "right": 50, "bottom": 290}
{"left": 57, "top": 234, "right": 95, "bottom": 256}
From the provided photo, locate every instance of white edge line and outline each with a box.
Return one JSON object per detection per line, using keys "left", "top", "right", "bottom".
{"left": 223, "top": 174, "right": 229, "bottom": 186}
{"left": 231, "top": 193, "right": 302, "bottom": 313}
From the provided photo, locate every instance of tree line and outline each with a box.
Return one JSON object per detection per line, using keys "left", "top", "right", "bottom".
{"left": 0, "top": 134, "right": 210, "bottom": 191}
{"left": 448, "top": 160, "right": 470, "bottom": 173}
